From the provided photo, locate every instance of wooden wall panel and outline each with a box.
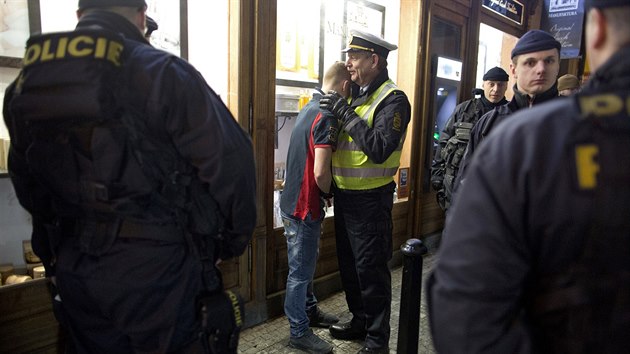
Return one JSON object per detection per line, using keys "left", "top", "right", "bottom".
{"left": 453, "top": 0, "right": 472, "bottom": 8}
{"left": 434, "top": 0, "right": 469, "bottom": 16}
{"left": 420, "top": 192, "right": 445, "bottom": 235}
{"left": 219, "top": 258, "right": 240, "bottom": 289}
{"left": 0, "top": 279, "right": 67, "bottom": 354}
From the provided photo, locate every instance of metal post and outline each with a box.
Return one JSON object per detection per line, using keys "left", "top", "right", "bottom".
{"left": 396, "top": 238, "right": 428, "bottom": 354}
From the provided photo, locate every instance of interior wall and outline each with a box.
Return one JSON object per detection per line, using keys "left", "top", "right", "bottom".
{"left": 0, "top": 177, "right": 31, "bottom": 267}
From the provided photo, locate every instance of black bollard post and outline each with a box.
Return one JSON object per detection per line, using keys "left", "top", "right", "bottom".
{"left": 396, "top": 238, "right": 428, "bottom": 354}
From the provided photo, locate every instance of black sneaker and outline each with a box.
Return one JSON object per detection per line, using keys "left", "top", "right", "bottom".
{"left": 289, "top": 329, "right": 334, "bottom": 354}
{"left": 308, "top": 308, "right": 339, "bottom": 328}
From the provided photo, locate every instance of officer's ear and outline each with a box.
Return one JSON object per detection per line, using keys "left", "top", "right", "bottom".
{"left": 341, "top": 79, "right": 350, "bottom": 98}
{"left": 370, "top": 54, "right": 379, "bottom": 68}
{"left": 509, "top": 61, "right": 517, "bottom": 80}
{"left": 586, "top": 8, "right": 607, "bottom": 51}
{"left": 134, "top": 6, "right": 148, "bottom": 34}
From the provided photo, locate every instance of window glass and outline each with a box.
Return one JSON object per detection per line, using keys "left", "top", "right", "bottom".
{"left": 423, "top": 17, "right": 462, "bottom": 192}
{"left": 188, "top": 0, "right": 228, "bottom": 102}
{"left": 40, "top": 0, "right": 77, "bottom": 33}
{"left": 0, "top": 0, "right": 30, "bottom": 58}
{"left": 146, "top": 0, "right": 181, "bottom": 56}
{"left": 476, "top": 23, "right": 517, "bottom": 100}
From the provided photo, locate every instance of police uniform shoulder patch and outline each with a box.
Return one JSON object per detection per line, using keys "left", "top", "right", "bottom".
{"left": 393, "top": 111, "right": 401, "bottom": 131}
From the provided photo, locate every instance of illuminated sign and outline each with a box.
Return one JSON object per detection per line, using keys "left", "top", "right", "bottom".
{"left": 436, "top": 56, "right": 462, "bottom": 82}
{"left": 482, "top": 0, "right": 524, "bottom": 25}
{"left": 541, "top": 0, "right": 584, "bottom": 59}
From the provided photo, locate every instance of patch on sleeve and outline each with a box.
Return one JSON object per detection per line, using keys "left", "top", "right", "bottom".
{"left": 328, "top": 125, "right": 339, "bottom": 143}
{"left": 393, "top": 112, "right": 402, "bottom": 131}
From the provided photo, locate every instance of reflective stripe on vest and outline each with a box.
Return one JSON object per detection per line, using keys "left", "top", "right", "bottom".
{"left": 333, "top": 79, "right": 403, "bottom": 190}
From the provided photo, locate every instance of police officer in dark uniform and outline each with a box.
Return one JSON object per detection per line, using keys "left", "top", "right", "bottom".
{"left": 430, "top": 66, "right": 509, "bottom": 210}
{"left": 3, "top": 1, "right": 256, "bottom": 353}
{"left": 319, "top": 29, "right": 411, "bottom": 354}
{"left": 427, "top": 0, "right": 630, "bottom": 351}
{"left": 457, "top": 30, "right": 561, "bottom": 185}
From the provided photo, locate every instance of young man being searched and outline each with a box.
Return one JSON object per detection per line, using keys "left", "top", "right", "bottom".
{"left": 280, "top": 62, "right": 351, "bottom": 354}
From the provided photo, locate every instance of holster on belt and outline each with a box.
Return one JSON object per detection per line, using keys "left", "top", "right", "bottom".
{"left": 197, "top": 290, "right": 244, "bottom": 354}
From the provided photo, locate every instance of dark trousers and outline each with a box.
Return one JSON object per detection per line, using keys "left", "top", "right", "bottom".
{"left": 334, "top": 183, "right": 394, "bottom": 348}
{"left": 54, "top": 235, "right": 206, "bottom": 353}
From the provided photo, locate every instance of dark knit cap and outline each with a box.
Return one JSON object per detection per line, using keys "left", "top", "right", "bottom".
{"left": 482, "top": 67, "right": 509, "bottom": 81}
{"left": 585, "top": 0, "right": 630, "bottom": 8}
{"left": 511, "top": 30, "right": 561, "bottom": 59}
{"left": 78, "top": 0, "right": 147, "bottom": 9}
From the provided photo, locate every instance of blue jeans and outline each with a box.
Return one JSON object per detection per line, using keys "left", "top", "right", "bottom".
{"left": 282, "top": 211, "right": 322, "bottom": 337}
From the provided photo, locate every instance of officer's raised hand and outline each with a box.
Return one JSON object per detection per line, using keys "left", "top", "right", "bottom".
{"left": 320, "top": 91, "right": 357, "bottom": 124}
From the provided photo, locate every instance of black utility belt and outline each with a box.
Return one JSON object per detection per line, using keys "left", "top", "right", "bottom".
{"left": 60, "top": 218, "right": 183, "bottom": 243}
{"left": 335, "top": 181, "right": 396, "bottom": 194}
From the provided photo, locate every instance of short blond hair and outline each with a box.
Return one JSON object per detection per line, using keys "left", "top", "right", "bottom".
{"left": 603, "top": 6, "right": 630, "bottom": 47}
{"left": 323, "top": 61, "right": 351, "bottom": 87}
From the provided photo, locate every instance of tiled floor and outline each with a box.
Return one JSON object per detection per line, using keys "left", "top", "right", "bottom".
{"left": 238, "top": 252, "right": 437, "bottom": 354}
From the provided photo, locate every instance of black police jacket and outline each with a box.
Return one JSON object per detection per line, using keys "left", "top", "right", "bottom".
{"left": 3, "top": 11, "right": 256, "bottom": 273}
{"left": 430, "top": 95, "right": 506, "bottom": 187}
{"left": 427, "top": 45, "right": 630, "bottom": 353}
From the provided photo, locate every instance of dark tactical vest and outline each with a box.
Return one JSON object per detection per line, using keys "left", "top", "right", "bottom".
{"left": 10, "top": 29, "right": 222, "bottom": 255}
{"left": 439, "top": 98, "right": 483, "bottom": 210}
{"left": 529, "top": 92, "right": 630, "bottom": 353}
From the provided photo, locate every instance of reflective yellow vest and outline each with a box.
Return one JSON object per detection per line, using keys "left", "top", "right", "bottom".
{"left": 333, "top": 79, "right": 404, "bottom": 190}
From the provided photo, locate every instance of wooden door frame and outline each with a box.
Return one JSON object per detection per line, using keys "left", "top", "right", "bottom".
{"left": 227, "top": 0, "right": 277, "bottom": 327}
{"left": 409, "top": 0, "right": 472, "bottom": 237}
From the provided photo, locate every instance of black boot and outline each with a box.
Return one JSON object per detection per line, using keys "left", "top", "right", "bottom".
{"left": 329, "top": 319, "right": 366, "bottom": 340}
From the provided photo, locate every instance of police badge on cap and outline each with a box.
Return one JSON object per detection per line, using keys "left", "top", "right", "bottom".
{"left": 342, "top": 29, "right": 398, "bottom": 59}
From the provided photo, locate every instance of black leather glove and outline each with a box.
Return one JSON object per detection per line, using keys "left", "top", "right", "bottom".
{"left": 320, "top": 92, "right": 357, "bottom": 124}
{"left": 320, "top": 190, "right": 333, "bottom": 199}
{"left": 431, "top": 179, "right": 443, "bottom": 192}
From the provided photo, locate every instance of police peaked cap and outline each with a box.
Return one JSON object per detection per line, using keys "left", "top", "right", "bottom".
{"left": 511, "top": 30, "right": 561, "bottom": 59}
{"left": 79, "top": 0, "right": 147, "bottom": 9}
{"left": 342, "top": 29, "right": 398, "bottom": 59}
{"left": 482, "top": 67, "right": 509, "bottom": 82}
{"left": 585, "top": 0, "right": 630, "bottom": 8}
